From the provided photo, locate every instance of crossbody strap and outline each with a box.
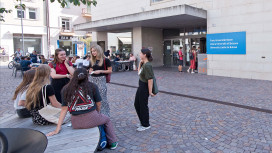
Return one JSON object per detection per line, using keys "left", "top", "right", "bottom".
{"left": 103, "top": 58, "right": 106, "bottom": 70}
{"left": 41, "top": 85, "right": 48, "bottom": 107}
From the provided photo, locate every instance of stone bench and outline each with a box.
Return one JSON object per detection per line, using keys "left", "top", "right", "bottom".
{"left": 0, "top": 114, "right": 100, "bottom": 153}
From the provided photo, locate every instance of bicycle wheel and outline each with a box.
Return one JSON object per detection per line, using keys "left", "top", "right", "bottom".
{"left": 8, "top": 62, "right": 14, "bottom": 69}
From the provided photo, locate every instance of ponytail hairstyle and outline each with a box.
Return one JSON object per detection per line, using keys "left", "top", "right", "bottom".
{"left": 62, "top": 68, "right": 94, "bottom": 105}
{"left": 141, "top": 48, "right": 153, "bottom": 62}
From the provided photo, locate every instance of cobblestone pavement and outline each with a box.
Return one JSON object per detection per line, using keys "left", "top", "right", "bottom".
{"left": 1, "top": 65, "right": 272, "bottom": 152}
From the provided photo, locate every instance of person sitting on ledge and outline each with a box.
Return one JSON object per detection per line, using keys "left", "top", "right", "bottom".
{"left": 25, "top": 64, "right": 61, "bottom": 125}
{"left": 47, "top": 68, "right": 118, "bottom": 150}
{"left": 12, "top": 70, "right": 36, "bottom": 118}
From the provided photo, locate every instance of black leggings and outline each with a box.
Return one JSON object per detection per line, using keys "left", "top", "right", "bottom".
{"left": 51, "top": 78, "right": 70, "bottom": 103}
{"left": 16, "top": 108, "right": 31, "bottom": 118}
{"left": 134, "top": 80, "right": 150, "bottom": 127}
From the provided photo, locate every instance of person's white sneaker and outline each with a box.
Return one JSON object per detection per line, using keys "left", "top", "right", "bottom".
{"left": 137, "top": 126, "right": 151, "bottom": 132}
{"left": 187, "top": 69, "right": 190, "bottom": 73}
{"left": 191, "top": 71, "right": 195, "bottom": 74}
{"left": 136, "top": 124, "right": 142, "bottom": 128}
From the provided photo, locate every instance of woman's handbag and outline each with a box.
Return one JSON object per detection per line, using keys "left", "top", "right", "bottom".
{"left": 38, "top": 85, "right": 70, "bottom": 124}
{"left": 103, "top": 59, "right": 111, "bottom": 83}
{"left": 152, "top": 77, "right": 159, "bottom": 95}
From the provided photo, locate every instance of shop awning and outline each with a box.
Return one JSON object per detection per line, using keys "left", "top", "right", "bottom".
{"left": 74, "top": 4, "right": 207, "bottom": 32}
{"left": 118, "top": 37, "right": 132, "bottom": 44}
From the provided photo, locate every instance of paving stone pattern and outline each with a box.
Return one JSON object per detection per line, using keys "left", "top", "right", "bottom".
{"left": 1, "top": 65, "right": 272, "bottom": 152}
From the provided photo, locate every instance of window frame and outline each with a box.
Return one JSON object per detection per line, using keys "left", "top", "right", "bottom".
{"left": 61, "top": 18, "right": 71, "bottom": 31}
{"left": 28, "top": 8, "right": 36, "bottom": 20}
{"left": 17, "top": 9, "right": 25, "bottom": 19}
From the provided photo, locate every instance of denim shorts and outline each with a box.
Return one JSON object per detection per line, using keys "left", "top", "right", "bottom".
{"left": 178, "top": 60, "right": 183, "bottom": 66}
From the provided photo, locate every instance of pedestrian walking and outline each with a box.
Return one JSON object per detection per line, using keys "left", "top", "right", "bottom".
{"left": 187, "top": 46, "right": 196, "bottom": 73}
{"left": 12, "top": 70, "right": 36, "bottom": 118}
{"left": 134, "top": 48, "right": 156, "bottom": 132}
{"left": 178, "top": 47, "right": 183, "bottom": 72}
{"left": 47, "top": 68, "right": 118, "bottom": 150}
{"left": 49, "top": 48, "right": 74, "bottom": 103}
{"left": 25, "top": 65, "right": 61, "bottom": 125}
{"left": 89, "top": 45, "right": 112, "bottom": 117}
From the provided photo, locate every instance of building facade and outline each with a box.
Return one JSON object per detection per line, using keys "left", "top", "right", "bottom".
{"left": 75, "top": 0, "right": 272, "bottom": 81}
{"left": 0, "top": 0, "right": 91, "bottom": 59}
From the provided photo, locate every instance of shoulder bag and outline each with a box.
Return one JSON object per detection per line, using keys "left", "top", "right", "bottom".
{"left": 152, "top": 77, "right": 159, "bottom": 95}
{"left": 104, "top": 59, "right": 111, "bottom": 83}
{"left": 38, "top": 85, "right": 70, "bottom": 124}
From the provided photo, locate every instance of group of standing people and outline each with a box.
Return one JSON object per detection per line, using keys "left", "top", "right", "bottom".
{"left": 177, "top": 46, "right": 199, "bottom": 73}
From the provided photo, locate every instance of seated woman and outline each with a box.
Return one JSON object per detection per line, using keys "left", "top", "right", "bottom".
{"left": 12, "top": 70, "right": 36, "bottom": 118}
{"left": 47, "top": 68, "right": 118, "bottom": 150}
{"left": 25, "top": 64, "right": 61, "bottom": 125}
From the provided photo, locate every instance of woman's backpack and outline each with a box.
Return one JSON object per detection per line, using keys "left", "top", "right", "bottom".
{"left": 189, "top": 52, "right": 194, "bottom": 60}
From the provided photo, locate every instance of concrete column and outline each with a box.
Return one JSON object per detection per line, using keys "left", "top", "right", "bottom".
{"left": 132, "top": 27, "right": 142, "bottom": 66}
{"left": 94, "top": 31, "right": 108, "bottom": 52}
{"left": 142, "top": 27, "right": 163, "bottom": 67}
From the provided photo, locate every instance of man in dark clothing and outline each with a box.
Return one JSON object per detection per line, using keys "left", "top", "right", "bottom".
{"left": 104, "top": 50, "right": 110, "bottom": 58}
{"left": 30, "top": 50, "right": 38, "bottom": 63}
{"left": 20, "top": 56, "right": 32, "bottom": 71}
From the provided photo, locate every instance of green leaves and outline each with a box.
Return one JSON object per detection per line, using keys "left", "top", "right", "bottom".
{"left": 0, "top": 8, "right": 12, "bottom": 22}
{"left": 15, "top": 4, "right": 26, "bottom": 10}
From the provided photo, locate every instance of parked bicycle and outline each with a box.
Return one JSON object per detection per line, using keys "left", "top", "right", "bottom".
{"left": 8, "top": 57, "right": 20, "bottom": 69}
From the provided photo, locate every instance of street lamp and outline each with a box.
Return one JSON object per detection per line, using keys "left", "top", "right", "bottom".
{"left": 20, "top": 0, "right": 24, "bottom": 55}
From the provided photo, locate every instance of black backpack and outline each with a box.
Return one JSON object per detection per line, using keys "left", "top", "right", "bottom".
{"left": 189, "top": 52, "right": 194, "bottom": 60}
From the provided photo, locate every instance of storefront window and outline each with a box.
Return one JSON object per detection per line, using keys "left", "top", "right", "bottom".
{"left": 13, "top": 37, "right": 42, "bottom": 55}
{"left": 59, "top": 40, "right": 73, "bottom": 56}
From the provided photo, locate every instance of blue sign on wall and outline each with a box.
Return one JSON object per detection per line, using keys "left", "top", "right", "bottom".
{"left": 207, "top": 31, "right": 246, "bottom": 54}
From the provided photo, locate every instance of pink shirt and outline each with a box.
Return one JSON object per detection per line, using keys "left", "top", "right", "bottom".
{"left": 129, "top": 56, "right": 136, "bottom": 61}
{"left": 178, "top": 50, "right": 183, "bottom": 60}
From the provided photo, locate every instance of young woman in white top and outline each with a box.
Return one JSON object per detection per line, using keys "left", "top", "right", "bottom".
{"left": 12, "top": 70, "right": 35, "bottom": 118}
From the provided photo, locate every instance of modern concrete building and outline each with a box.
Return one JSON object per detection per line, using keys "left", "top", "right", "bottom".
{"left": 0, "top": 0, "right": 91, "bottom": 59}
{"left": 75, "top": 0, "right": 272, "bottom": 81}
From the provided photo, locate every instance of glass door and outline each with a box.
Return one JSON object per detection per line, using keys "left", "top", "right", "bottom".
{"left": 163, "top": 40, "right": 172, "bottom": 66}
{"left": 172, "top": 40, "right": 181, "bottom": 66}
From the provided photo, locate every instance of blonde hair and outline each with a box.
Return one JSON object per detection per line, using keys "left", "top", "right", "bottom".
{"left": 90, "top": 45, "right": 105, "bottom": 67}
{"left": 25, "top": 64, "right": 51, "bottom": 110}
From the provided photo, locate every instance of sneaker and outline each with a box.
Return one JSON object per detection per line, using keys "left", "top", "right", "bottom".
{"left": 187, "top": 69, "right": 190, "bottom": 73}
{"left": 136, "top": 124, "right": 142, "bottom": 128}
{"left": 110, "top": 142, "right": 118, "bottom": 150}
{"left": 137, "top": 126, "right": 151, "bottom": 132}
{"left": 191, "top": 71, "right": 195, "bottom": 74}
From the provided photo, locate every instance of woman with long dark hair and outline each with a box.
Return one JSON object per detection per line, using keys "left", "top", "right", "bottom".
{"left": 89, "top": 45, "right": 112, "bottom": 117}
{"left": 49, "top": 48, "right": 74, "bottom": 103}
{"left": 134, "top": 48, "right": 156, "bottom": 132}
{"left": 47, "top": 68, "right": 118, "bottom": 150}
{"left": 12, "top": 70, "right": 36, "bottom": 118}
{"left": 25, "top": 65, "right": 61, "bottom": 125}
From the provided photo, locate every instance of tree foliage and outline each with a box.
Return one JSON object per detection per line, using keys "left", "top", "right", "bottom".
{"left": 0, "top": 0, "right": 97, "bottom": 22}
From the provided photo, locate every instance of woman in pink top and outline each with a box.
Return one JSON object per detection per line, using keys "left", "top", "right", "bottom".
{"left": 178, "top": 47, "right": 183, "bottom": 72}
{"left": 49, "top": 48, "right": 74, "bottom": 103}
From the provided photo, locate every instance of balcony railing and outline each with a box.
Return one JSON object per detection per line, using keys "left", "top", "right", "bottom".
{"left": 60, "top": 27, "right": 75, "bottom": 36}
{"left": 82, "top": 8, "right": 92, "bottom": 18}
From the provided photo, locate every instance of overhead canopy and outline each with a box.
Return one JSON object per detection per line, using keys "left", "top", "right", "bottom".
{"left": 118, "top": 37, "right": 132, "bottom": 44}
{"left": 74, "top": 4, "right": 207, "bottom": 32}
